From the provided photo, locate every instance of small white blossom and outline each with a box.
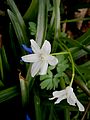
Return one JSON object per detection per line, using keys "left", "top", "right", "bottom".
{"left": 49, "top": 86, "right": 85, "bottom": 111}
{"left": 21, "top": 39, "right": 58, "bottom": 77}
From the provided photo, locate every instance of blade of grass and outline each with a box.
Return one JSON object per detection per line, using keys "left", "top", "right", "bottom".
{"left": 7, "top": 9, "right": 26, "bottom": 45}
{"left": 34, "top": 93, "right": 42, "bottom": 120}
{"left": 23, "top": 0, "right": 38, "bottom": 22}
{"left": 0, "top": 86, "right": 19, "bottom": 103}
{"left": 7, "top": 0, "right": 28, "bottom": 43}
{"left": 52, "top": 0, "right": 61, "bottom": 52}
{"left": 36, "top": 0, "right": 48, "bottom": 47}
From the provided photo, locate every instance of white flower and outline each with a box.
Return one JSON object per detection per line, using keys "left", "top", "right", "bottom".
{"left": 21, "top": 39, "right": 58, "bottom": 77}
{"left": 49, "top": 86, "right": 85, "bottom": 111}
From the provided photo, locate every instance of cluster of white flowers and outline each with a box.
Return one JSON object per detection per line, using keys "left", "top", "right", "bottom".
{"left": 21, "top": 39, "right": 85, "bottom": 112}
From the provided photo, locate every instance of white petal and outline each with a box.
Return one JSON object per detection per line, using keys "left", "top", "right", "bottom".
{"left": 41, "top": 40, "right": 51, "bottom": 54}
{"left": 67, "top": 87, "right": 76, "bottom": 106}
{"left": 48, "top": 55, "right": 58, "bottom": 66}
{"left": 76, "top": 100, "right": 85, "bottom": 111}
{"left": 21, "top": 54, "right": 39, "bottom": 62}
{"left": 39, "top": 62, "right": 48, "bottom": 75}
{"left": 49, "top": 90, "right": 66, "bottom": 100}
{"left": 55, "top": 95, "right": 66, "bottom": 104}
{"left": 31, "top": 62, "right": 41, "bottom": 77}
{"left": 49, "top": 90, "right": 66, "bottom": 104}
{"left": 30, "top": 39, "right": 40, "bottom": 53}
{"left": 67, "top": 96, "right": 76, "bottom": 106}
{"left": 53, "top": 90, "right": 66, "bottom": 97}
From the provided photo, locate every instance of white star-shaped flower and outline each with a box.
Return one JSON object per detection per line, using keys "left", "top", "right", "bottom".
{"left": 49, "top": 86, "right": 85, "bottom": 111}
{"left": 21, "top": 39, "right": 58, "bottom": 77}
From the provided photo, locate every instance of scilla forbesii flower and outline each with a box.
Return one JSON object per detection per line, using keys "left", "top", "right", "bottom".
{"left": 49, "top": 86, "right": 85, "bottom": 111}
{"left": 21, "top": 39, "right": 58, "bottom": 77}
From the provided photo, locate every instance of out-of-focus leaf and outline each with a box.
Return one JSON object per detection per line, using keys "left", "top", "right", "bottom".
{"left": 23, "top": 0, "right": 38, "bottom": 22}
{"left": 0, "top": 53, "right": 4, "bottom": 80}
{"left": 0, "top": 86, "right": 19, "bottom": 103}
{"left": 76, "top": 29, "right": 90, "bottom": 45}
{"left": 0, "top": 81, "right": 4, "bottom": 88}
{"left": 34, "top": 94, "right": 42, "bottom": 120}
{"left": 7, "top": 9, "right": 26, "bottom": 45}
{"left": 77, "top": 61, "right": 90, "bottom": 80}
{"left": 56, "top": 55, "right": 69, "bottom": 73}
{"left": 71, "top": 45, "right": 90, "bottom": 60}
{"left": 7, "top": 0, "right": 28, "bottom": 44}
{"left": 29, "top": 22, "right": 36, "bottom": 35}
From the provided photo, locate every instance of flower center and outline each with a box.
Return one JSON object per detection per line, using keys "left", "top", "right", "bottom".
{"left": 39, "top": 53, "right": 47, "bottom": 61}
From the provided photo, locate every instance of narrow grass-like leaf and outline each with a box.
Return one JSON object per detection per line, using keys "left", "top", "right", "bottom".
{"left": 36, "top": 0, "right": 48, "bottom": 47}
{"left": 1, "top": 46, "right": 10, "bottom": 71}
{"left": 23, "top": 0, "right": 38, "bottom": 22}
{"left": 64, "top": 109, "right": 70, "bottom": 120}
{"left": 34, "top": 94, "right": 42, "bottom": 120}
{"left": 52, "top": 0, "right": 61, "bottom": 52}
{"left": 7, "top": 9, "right": 26, "bottom": 44}
{"left": 9, "top": 23, "right": 17, "bottom": 59}
{"left": 76, "top": 29, "right": 90, "bottom": 45}
{"left": 7, "top": 0, "right": 28, "bottom": 43}
{"left": 0, "top": 46, "right": 10, "bottom": 81}
{"left": 0, "top": 86, "right": 19, "bottom": 103}
{"left": 19, "top": 73, "right": 29, "bottom": 107}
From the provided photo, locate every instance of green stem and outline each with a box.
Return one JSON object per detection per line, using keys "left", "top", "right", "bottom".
{"left": 59, "top": 42, "right": 75, "bottom": 87}
{"left": 61, "top": 17, "right": 90, "bottom": 24}
{"left": 68, "top": 51, "right": 75, "bottom": 87}
{"left": 51, "top": 51, "right": 69, "bottom": 56}
{"left": 51, "top": 47, "right": 75, "bottom": 86}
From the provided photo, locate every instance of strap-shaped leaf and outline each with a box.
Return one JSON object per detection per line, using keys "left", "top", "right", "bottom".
{"left": 0, "top": 86, "right": 19, "bottom": 103}
{"left": 7, "top": 0, "right": 28, "bottom": 44}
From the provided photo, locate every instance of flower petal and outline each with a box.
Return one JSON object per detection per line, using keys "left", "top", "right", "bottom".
{"left": 67, "top": 96, "right": 76, "bottom": 106}
{"left": 41, "top": 40, "right": 51, "bottom": 54}
{"left": 49, "top": 90, "right": 66, "bottom": 104}
{"left": 54, "top": 95, "right": 66, "bottom": 104}
{"left": 39, "top": 62, "right": 48, "bottom": 75}
{"left": 21, "top": 44, "right": 32, "bottom": 53}
{"left": 31, "top": 61, "right": 41, "bottom": 77}
{"left": 21, "top": 54, "right": 39, "bottom": 62}
{"left": 30, "top": 39, "right": 40, "bottom": 53}
{"left": 66, "top": 87, "right": 76, "bottom": 106}
{"left": 48, "top": 55, "right": 58, "bottom": 66}
{"left": 76, "top": 100, "right": 85, "bottom": 111}
{"left": 49, "top": 90, "right": 66, "bottom": 100}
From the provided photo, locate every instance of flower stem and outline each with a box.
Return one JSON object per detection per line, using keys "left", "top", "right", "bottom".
{"left": 51, "top": 51, "right": 69, "bottom": 56}
{"left": 68, "top": 51, "right": 75, "bottom": 87}
{"left": 59, "top": 42, "right": 75, "bottom": 87}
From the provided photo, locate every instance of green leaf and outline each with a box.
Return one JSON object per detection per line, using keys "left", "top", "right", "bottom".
{"left": 56, "top": 55, "right": 69, "bottom": 73}
{"left": 36, "top": 0, "right": 48, "bottom": 47}
{"left": 76, "top": 29, "right": 90, "bottom": 45}
{"left": 23, "top": 0, "right": 38, "bottom": 21}
{"left": 7, "top": 0, "right": 28, "bottom": 44}
{"left": 29, "top": 22, "right": 37, "bottom": 35}
{"left": 34, "top": 94, "right": 42, "bottom": 120}
{"left": 7, "top": 9, "right": 28, "bottom": 46}
{"left": 0, "top": 86, "right": 19, "bottom": 103}
{"left": 40, "top": 55, "right": 69, "bottom": 90}
{"left": 77, "top": 61, "right": 90, "bottom": 80}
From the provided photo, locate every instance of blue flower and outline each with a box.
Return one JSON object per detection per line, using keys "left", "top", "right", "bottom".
{"left": 26, "top": 113, "right": 31, "bottom": 120}
{"left": 21, "top": 44, "right": 32, "bottom": 54}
